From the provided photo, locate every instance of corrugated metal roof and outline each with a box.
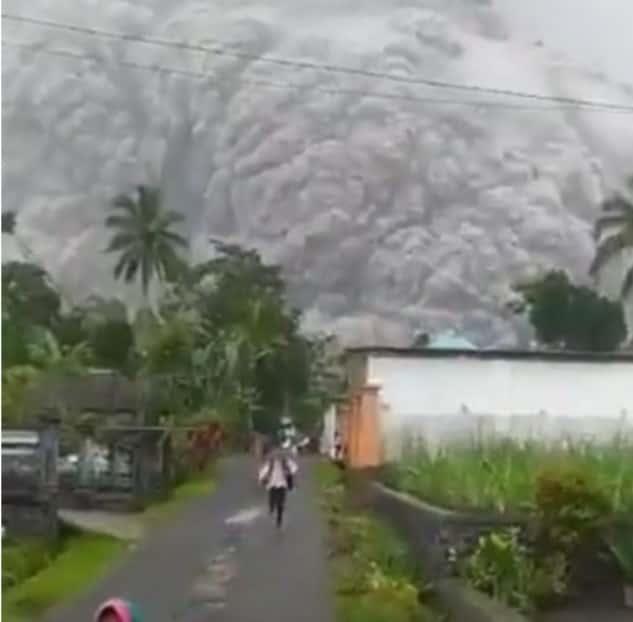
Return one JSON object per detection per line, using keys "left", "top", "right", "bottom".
{"left": 427, "top": 332, "right": 477, "bottom": 350}
{"left": 1, "top": 430, "right": 39, "bottom": 446}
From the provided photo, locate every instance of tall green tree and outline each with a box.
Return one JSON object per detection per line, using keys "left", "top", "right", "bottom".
{"left": 2, "top": 261, "right": 61, "bottom": 329}
{"left": 513, "top": 270, "right": 627, "bottom": 351}
{"left": 590, "top": 177, "right": 633, "bottom": 299}
{"left": 105, "top": 185, "right": 188, "bottom": 301}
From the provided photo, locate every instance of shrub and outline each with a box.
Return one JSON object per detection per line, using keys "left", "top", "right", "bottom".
{"left": 535, "top": 464, "right": 611, "bottom": 553}
{"left": 463, "top": 528, "right": 568, "bottom": 613}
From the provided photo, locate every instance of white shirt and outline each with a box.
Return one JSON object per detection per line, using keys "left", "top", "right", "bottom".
{"left": 258, "top": 457, "right": 298, "bottom": 490}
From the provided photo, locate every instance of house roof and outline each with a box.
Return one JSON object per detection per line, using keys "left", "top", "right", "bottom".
{"left": 346, "top": 346, "right": 633, "bottom": 363}
{"left": 23, "top": 370, "right": 162, "bottom": 417}
{"left": 427, "top": 332, "right": 477, "bottom": 350}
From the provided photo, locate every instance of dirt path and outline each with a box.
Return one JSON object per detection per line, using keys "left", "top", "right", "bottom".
{"left": 43, "top": 456, "right": 334, "bottom": 622}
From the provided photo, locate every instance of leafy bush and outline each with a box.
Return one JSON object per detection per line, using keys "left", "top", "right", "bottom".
{"left": 535, "top": 464, "right": 611, "bottom": 553}
{"left": 463, "top": 529, "right": 568, "bottom": 613}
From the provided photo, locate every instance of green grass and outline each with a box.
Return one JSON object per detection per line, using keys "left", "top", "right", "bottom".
{"left": 142, "top": 465, "right": 217, "bottom": 527}
{"left": 2, "top": 539, "right": 54, "bottom": 591}
{"left": 316, "top": 461, "right": 441, "bottom": 622}
{"left": 2, "top": 531, "right": 126, "bottom": 622}
{"left": 388, "top": 439, "right": 633, "bottom": 514}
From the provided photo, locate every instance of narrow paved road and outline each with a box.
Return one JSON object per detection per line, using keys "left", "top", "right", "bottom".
{"left": 44, "top": 456, "right": 334, "bottom": 622}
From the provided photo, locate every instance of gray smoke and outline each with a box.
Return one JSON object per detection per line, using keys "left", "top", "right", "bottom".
{"left": 3, "top": 0, "right": 633, "bottom": 346}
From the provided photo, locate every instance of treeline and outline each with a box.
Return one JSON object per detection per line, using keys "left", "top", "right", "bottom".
{"left": 2, "top": 186, "right": 342, "bottom": 438}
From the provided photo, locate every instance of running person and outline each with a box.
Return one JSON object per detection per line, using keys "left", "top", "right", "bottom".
{"left": 258, "top": 447, "right": 298, "bottom": 528}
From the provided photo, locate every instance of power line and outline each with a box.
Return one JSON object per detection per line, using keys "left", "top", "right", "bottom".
{"left": 4, "top": 12, "right": 633, "bottom": 113}
{"left": 4, "top": 40, "right": 633, "bottom": 115}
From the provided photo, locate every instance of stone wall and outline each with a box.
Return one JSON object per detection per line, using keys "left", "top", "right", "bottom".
{"left": 347, "top": 472, "right": 530, "bottom": 622}
{"left": 350, "top": 474, "right": 527, "bottom": 578}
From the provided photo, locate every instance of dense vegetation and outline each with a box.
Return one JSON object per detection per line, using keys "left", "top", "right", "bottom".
{"left": 511, "top": 270, "right": 627, "bottom": 352}
{"left": 317, "top": 463, "right": 440, "bottom": 622}
{"left": 388, "top": 439, "right": 633, "bottom": 514}
{"left": 2, "top": 186, "right": 342, "bottom": 439}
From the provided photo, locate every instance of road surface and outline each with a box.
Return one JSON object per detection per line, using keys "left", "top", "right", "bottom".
{"left": 44, "top": 456, "right": 334, "bottom": 622}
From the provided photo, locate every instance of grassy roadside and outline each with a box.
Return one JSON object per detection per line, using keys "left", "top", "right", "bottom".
{"left": 2, "top": 530, "right": 125, "bottom": 622}
{"left": 315, "top": 461, "right": 443, "bottom": 622}
{"left": 142, "top": 464, "right": 217, "bottom": 527}
{"left": 2, "top": 464, "right": 217, "bottom": 621}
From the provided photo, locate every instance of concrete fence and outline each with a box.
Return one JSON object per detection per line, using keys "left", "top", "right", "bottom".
{"left": 346, "top": 470, "right": 529, "bottom": 622}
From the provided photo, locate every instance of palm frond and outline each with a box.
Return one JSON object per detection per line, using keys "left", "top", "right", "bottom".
{"left": 141, "top": 253, "right": 152, "bottom": 295}
{"left": 111, "top": 194, "right": 139, "bottom": 214}
{"left": 158, "top": 210, "right": 185, "bottom": 226}
{"left": 594, "top": 195, "right": 633, "bottom": 240}
{"left": 104, "top": 214, "right": 135, "bottom": 229}
{"left": 105, "top": 232, "right": 138, "bottom": 253}
{"left": 159, "top": 229, "right": 188, "bottom": 247}
{"left": 138, "top": 186, "right": 160, "bottom": 221}
{"left": 124, "top": 258, "right": 140, "bottom": 283}
{"left": 113, "top": 249, "right": 137, "bottom": 280}
{"left": 590, "top": 231, "right": 633, "bottom": 275}
{"left": 622, "top": 265, "right": 633, "bottom": 299}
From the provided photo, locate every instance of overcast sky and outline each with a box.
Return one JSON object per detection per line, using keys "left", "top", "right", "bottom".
{"left": 495, "top": 0, "right": 633, "bottom": 85}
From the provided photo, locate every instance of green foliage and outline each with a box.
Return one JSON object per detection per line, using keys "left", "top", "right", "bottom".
{"left": 317, "top": 463, "right": 439, "bottom": 622}
{"left": 392, "top": 439, "right": 633, "bottom": 514}
{"left": 2, "top": 539, "right": 53, "bottom": 590}
{"left": 2, "top": 320, "right": 35, "bottom": 367}
{"left": 608, "top": 527, "right": 633, "bottom": 581}
{"left": 88, "top": 319, "right": 134, "bottom": 371}
{"left": 2, "top": 365, "right": 40, "bottom": 425}
{"left": 52, "top": 309, "right": 87, "bottom": 349}
{"left": 463, "top": 529, "right": 567, "bottom": 613}
{"left": 2, "top": 261, "right": 61, "bottom": 329}
{"left": 2, "top": 531, "right": 124, "bottom": 622}
{"left": 151, "top": 240, "right": 341, "bottom": 434}
{"left": 514, "top": 269, "right": 627, "bottom": 351}
{"left": 535, "top": 464, "right": 612, "bottom": 553}
{"left": 105, "top": 185, "right": 188, "bottom": 296}
{"left": 3, "top": 196, "right": 339, "bottom": 439}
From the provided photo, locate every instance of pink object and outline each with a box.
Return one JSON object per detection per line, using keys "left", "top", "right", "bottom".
{"left": 94, "top": 598, "right": 132, "bottom": 622}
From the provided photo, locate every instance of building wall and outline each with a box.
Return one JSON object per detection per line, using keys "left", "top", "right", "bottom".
{"left": 320, "top": 404, "right": 337, "bottom": 457}
{"left": 367, "top": 355, "right": 633, "bottom": 459}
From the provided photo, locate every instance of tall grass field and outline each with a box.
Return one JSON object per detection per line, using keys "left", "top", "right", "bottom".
{"left": 386, "top": 439, "right": 633, "bottom": 514}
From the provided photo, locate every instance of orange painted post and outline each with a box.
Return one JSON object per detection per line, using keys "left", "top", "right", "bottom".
{"left": 355, "top": 383, "right": 383, "bottom": 468}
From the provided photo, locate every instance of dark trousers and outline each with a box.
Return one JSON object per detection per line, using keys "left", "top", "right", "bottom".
{"left": 268, "top": 487, "right": 287, "bottom": 527}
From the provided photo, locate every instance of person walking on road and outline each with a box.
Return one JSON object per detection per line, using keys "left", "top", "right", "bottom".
{"left": 258, "top": 447, "right": 298, "bottom": 529}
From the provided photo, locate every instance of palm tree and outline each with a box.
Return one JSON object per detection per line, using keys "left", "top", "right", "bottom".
{"left": 105, "top": 186, "right": 188, "bottom": 303}
{"left": 590, "top": 178, "right": 633, "bottom": 299}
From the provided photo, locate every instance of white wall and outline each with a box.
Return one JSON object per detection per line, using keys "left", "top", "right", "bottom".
{"left": 367, "top": 355, "right": 633, "bottom": 459}
{"left": 320, "top": 404, "right": 337, "bottom": 457}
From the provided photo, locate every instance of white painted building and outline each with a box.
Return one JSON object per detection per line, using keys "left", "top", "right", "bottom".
{"left": 320, "top": 404, "right": 337, "bottom": 458}
{"left": 345, "top": 347, "right": 633, "bottom": 460}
